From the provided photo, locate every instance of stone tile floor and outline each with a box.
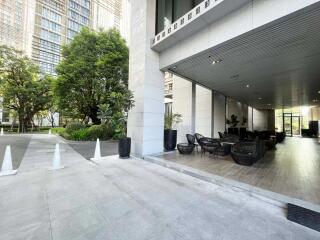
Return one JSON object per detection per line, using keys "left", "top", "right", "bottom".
{"left": 0, "top": 135, "right": 319, "bottom": 239}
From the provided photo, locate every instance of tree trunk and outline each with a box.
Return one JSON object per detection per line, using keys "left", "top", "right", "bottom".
{"left": 89, "top": 107, "right": 101, "bottom": 125}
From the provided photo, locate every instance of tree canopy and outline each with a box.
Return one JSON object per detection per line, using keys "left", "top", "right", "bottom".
{"left": 0, "top": 45, "right": 52, "bottom": 132}
{"left": 54, "top": 27, "right": 133, "bottom": 124}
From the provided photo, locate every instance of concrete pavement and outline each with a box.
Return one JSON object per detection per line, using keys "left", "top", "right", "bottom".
{"left": 0, "top": 135, "right": 31, "bottom": 169}
{"left": 0, "top": 134, "right": 319, "bottom": 239}
{"left": 67, "top": 140, "right": 118, "bottom": 160}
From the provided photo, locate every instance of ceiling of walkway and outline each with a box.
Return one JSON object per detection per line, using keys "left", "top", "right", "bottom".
{"left": 167, "top": 3, "right": 320, "bottom": 109}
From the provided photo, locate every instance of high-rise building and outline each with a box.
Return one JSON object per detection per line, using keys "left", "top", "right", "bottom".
{"left": 0, "top": 0, "right": 130, "bottom": 125}
{"left": 32, "top": 0, "right": 92, "bottom": 75}
{"left": 0, "top": 0, "right": 35, "bottom": 56}
{"left": 1, "top": 0, "right": 130, "bottom": 75}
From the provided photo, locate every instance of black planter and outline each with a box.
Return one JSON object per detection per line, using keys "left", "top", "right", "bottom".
{"left": 164, "top": 129, "right": 177, "bottom": 151}
{"left": 118, "top": 137, "right": 131, "bottom": 158}
{"left": 228, "top": 127, "right": 239, "bottom": 135}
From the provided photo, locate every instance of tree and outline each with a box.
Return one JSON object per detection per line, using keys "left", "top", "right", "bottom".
{"left": 0, "top": 45, "right": 52, "bottom": 132}
{"left": 54, "top": 27, "right": 132, "bottom": 124}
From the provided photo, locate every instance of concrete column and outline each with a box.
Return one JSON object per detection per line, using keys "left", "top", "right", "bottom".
{"left": 172, "top": 76, "right": 193, "bottom": 144}
{"left": 127, "top": 0, "right": 164, "bottom": 157}
{"left": 195, "top": 85, "right": 212, "bottom": 137}
{"left": 213, "top": 91, "right": 226, "bottom": 138}
{"left": 191, "top": 82, "right": 196, "bottom": 134}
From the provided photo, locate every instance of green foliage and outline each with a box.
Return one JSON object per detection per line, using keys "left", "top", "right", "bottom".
{"left": 58, "top": 124, "right": 113, "bottom": 141}
{"left": 164, "top": 113, "right": 183, "bottom": 130}
{"left": 51, "top": 127, "right": 66, "bottom": 135}
{"left": 54, "top": 28, "right": 134, "bottom": 124}
{"left": 65, "top": 122, "right": 85, "bottom": 134}
{"left": 97, "top": 103, "right": 112, "bottom": 124}
{"left": 226, "top": 114, "right": 239, "bottom": 127}
{"left": 242, "top": 116, "right": 247, "bottom": 126}
{"left": 0, "top": 45, "right": 52, "bottom": 132}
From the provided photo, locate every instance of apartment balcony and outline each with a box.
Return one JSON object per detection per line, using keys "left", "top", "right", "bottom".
{"left": 151, "top": 0, "right": 250, "bottom": 52}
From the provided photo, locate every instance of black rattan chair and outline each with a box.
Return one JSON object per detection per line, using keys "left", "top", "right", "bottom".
{"left": 186, "top": 134, "right": 199, "bottom": 152}
{"left": 177, "top": 143, "right": 195, "bottom": 154}
{"left": 231, "top": 141, "right": 259, "bottom": 166}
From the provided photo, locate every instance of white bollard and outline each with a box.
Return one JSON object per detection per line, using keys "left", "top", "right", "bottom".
{"left": 0, "top": 145, "right": 17, "bottom": 176}
{"left": 49, "top": 143, "right": 65, "bottom": 170}
{"left": 48, "top": 129, "right": 52, "bottom": 135}
{"left": 0, "top": 128, "right": 4, "bottom": 136}
{"left": 90, "top": 138, "right": 102, "bottom": 161}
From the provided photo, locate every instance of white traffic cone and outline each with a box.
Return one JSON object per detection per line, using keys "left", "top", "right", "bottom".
{"left": 48, "top": 129, "right": 52, "bottom": 135}
{"left": 49, "top": 143, "right": 65, "bottom": 170}
{"left": 0, "top": 128, "right": 4, "bottom": 136}
{"left": 90, "top": 138, "right": 102, "bottom": 161}
{"left": 0, "top": 145, "right": 17, "bottom": 176}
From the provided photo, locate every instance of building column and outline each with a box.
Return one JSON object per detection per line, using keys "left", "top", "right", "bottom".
{"left": 127, "top": 0, "right": 164, "bottom": 157}
{"left": 191, "top": 82, "right": 196, "bottom": 134}
{"left": 212, "top": 91, "right": 226, "bottom": 138}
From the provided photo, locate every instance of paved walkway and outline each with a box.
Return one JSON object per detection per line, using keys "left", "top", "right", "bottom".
{"left": 0, "top": 135, "right": 319, "bottom": 239}
{"left": 67, "top": 140, "right": 118, "bottom": 160}
{"left": 0, "top": 134, "right": 31, "bottom": 169}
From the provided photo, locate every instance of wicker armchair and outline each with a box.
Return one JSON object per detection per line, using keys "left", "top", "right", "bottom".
{"left": 186, "top": 134, "right": 199, "bottom": 152}
{"left": 231, "top": 142, "right": 259, "bottom": 166}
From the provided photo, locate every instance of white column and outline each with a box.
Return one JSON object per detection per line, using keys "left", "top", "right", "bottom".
{"left": 213, "top": 91, "right": 226, "bottom": 138}
{"left": 127, "top": 0, "right": 164, "bottom": 157}
{"left": 191, "top": 82, "right": 196, "bottom": 134}
{"left": 195, "top": 85, "right": 212, "bottom": 137}
{"left": 172, "top": 76, "right": 193, "bottom": 144}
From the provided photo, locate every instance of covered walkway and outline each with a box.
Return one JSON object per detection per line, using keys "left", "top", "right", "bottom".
{"left": 155, "top": 137, "right": 320, "bottom": 205}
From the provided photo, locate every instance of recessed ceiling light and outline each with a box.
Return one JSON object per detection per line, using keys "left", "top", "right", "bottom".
{"left": 267, "top": 103, "right": 271, "bottom": 106}
{"left": 313, "top": 99, "right": 319, "bottom": 103}
{"left": 318, "top": 90, "right": 320, "bottom": 94}
{"left": 212, "top": 59, "right": 222, "bottom": 65}
{"left": 230, "top": 74, "right": 239, "bottom": 79}
{"left": 172, "top": 66, "right": 177, "bottom": 69}
{"left": 245, "top": 84, "right": 250, "bottom": 88}
{"left": 258, "top": 97, "right": 262, "bottom": 100}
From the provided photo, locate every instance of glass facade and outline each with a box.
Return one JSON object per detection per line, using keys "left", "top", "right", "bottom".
{"left": 275, "top": 107, "right": 311, "bottom": 135}
{"left": 33, "top": 0, "right": 92, "bottom": 75}
{"left": 156, "top": 0, "right": 204, "bottom": 34}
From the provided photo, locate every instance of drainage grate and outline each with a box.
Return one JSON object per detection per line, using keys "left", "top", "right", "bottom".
{"left": 287, "top": 203, "right": 320, "bottom": 232}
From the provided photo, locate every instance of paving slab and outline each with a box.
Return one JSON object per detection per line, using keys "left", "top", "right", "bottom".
{"left": 0, "top": 135, "right": 319, "bottom": 239}
{"left": 0, "top": 134, "right": 31, "bottom": 169}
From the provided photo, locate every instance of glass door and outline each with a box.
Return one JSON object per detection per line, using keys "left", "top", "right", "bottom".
{"left": 292, "top": 116, "right": 300, "bottom": 136}
{"left": 283, "top": 113, "right": 292, "bottom": 136}
{"left": 283, "top": 113, "right": 301, "bottom": 136}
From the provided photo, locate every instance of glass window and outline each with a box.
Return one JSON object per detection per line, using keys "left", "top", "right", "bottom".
{"left": 156, "top": 0, "right": 202, "bottom": 34}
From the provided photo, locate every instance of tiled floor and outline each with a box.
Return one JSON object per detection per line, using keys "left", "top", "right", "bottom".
{"left": 157, "top": 137, "right": 320, "bottom": 205}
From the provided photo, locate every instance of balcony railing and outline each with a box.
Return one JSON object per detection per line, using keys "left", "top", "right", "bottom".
{"left": 151, "top": 0, "right": 221, "bottom": 47}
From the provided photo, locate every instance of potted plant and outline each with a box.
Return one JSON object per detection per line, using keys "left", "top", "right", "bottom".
{"left": 226, "top": 114, "right": 239, "bottom": 135}
{"left": 97, "top": 91, "right": 134, "bottom": 159}
{"left": 164, "top": 113, "right": 182, "bottom": 151}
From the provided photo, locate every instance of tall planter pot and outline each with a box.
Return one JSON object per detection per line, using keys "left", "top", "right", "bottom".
{"left": 118, "top": 137, "right": 131, "bottom": 159}
{"left": 164, "top": 129, "right": 177, "bottom": 151}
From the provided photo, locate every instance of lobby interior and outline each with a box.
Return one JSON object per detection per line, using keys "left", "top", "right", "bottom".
{"left": 152, "top": 0, "right": 320, "bottom": 206}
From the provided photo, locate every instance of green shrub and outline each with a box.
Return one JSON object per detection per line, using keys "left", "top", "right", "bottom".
{"left": 70, "top": 128, "right": 88, "bottom": 141}
{"left": 65, "top": 122, "right": 85, "bottom": 135}
{"left": 51, "top": 127, "right": 65, "bottom": 135}
{"left": 87, "top": 124, "right": 113, "bottom": 140}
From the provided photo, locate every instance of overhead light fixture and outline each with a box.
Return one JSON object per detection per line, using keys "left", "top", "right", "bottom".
{"left": 172, "top": 66, "right": 177, "bottom": 69}
{"left": 245, "top": 84, "right": 250, "bottom": 88}
{"left": 230, "top": 74, "right": 239, "bottom": 79}
{"left": 258, "top": 97, "right": 262, "bottom": 100}
{"left": 318, "top": 90, "right": 320, "bottom": 94}
{"left": 212, "top": 59, "right": 222, "bottom": 65}
{"left": 313, "top": 99, "right": 319, "bottom": 103}
{"left": 267, "top": 103, "right": 271, "bottom": 106}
